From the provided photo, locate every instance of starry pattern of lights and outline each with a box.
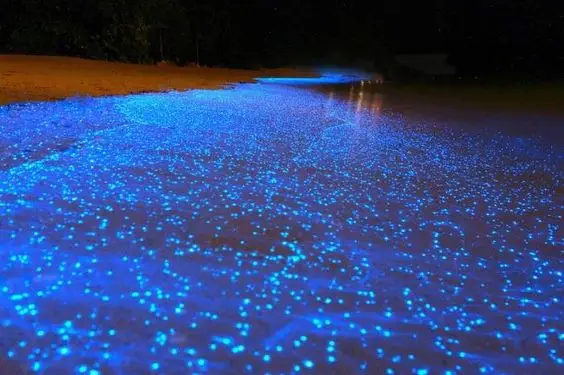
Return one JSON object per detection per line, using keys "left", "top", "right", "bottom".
{"left": 0, "top": 79, "right": 562, "bottom": 375}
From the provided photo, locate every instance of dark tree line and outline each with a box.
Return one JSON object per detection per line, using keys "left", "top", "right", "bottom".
{"left": 0, "top": 0, "right": 344, "bottom": 67}
{"left": 1, "top": 0, "right": 249, "bottom": 65}
{"left": 1, "top": 0, "right": 562, "bottom": 78}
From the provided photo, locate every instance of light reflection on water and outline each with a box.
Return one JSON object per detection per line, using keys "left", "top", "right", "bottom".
{"left": 320, "top": 81, "right": 564, "bottom": 141}
{"left": 0, "top": 79, "right": 562, "bottom": 374}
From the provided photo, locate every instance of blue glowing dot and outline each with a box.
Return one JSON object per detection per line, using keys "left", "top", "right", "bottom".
{"left": 59, "top": 347, "right": 70, "bottom": 355}
{"left": 303, "top": 360, "right": 314, "bottom": 368}
{"left": 232, "top": 345, "right": 245, "bottom": 354}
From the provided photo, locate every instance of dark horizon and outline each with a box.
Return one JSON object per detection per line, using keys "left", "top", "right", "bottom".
{"left": 1, "top": 0, "right": 563, "bottom": 80}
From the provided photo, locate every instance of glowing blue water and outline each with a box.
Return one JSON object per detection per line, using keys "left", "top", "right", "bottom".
{"left": 0, "top": 81, "right": 562, "bottom": 375}
{"left": 256, "top": 69, "right": 373, "bottom": 85}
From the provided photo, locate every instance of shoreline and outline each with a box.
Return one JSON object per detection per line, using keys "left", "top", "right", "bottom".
{"left": 0, "top": 55, "right": 315, "bottom": 105}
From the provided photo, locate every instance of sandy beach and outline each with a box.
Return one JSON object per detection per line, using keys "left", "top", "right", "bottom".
{"left": 0, "top": 55, "right": 313, "bottom": 105}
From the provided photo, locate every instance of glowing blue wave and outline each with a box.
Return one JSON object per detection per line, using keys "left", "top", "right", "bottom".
{"left": 256, "top": 69, "right": 373, "bottom": 85}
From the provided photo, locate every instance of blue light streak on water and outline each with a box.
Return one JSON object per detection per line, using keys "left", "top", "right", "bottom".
{"left": 256, "top": 69, "right": 372, "bottom": 85}
{"left": 0, "top": 79, "right": 562, "bottom": 374}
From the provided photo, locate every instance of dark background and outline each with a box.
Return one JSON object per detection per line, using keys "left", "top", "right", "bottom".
{"left": 0, "top": 0, "right": 562, "bottom": 80}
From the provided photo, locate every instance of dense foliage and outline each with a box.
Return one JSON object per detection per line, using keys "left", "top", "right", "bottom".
{"left": 1, "top": 0, "right": 562, "bottom": 78}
